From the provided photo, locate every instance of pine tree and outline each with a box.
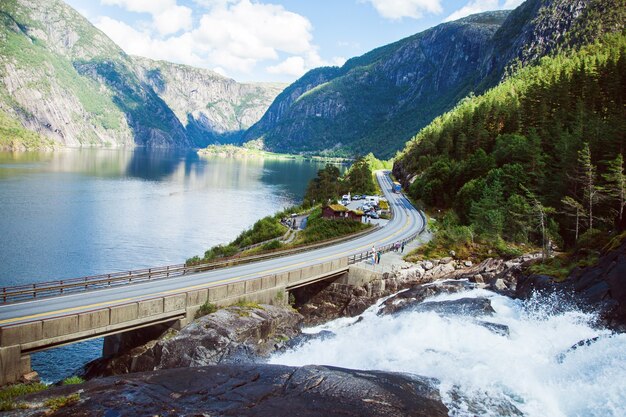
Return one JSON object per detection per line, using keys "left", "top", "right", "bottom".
{"left": 561, "top": 196, "right": 585, "bottom": 241}
{"left": 602, "top": 154, "right": 626, "bottom": 225}
{"left": 575, "top": 142, "right": 601, "bottom": 231}
{"left": 522, "top": 185, "right": 555, "bottom": 260}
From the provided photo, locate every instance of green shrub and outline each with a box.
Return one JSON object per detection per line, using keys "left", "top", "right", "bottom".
{"left": 0, "top": 383, "right": 48, "bottom": 411}
{"left": 262, "top": 240, "right": 283, "bottom": 250}
{"left": 44, "top": 393, "right": 80, "bottom": 411}
{"left": 195, "top": 301, "right": 218, "bottom": 318}
{"left": 62, "top": 376, "right": 84, "bottom": 385}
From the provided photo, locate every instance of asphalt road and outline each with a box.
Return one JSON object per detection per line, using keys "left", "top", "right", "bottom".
{"left": 0, "top": 171, "right": 424, "bottom": 326}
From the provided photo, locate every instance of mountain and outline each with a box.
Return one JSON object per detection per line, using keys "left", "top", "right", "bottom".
{"left": 0, "top": 0, "right": 284, "bottom": 150}
{"left": 131, "top": 57, "right": 285, "bottom": 148}
{"left": 392, "top": 30, "right": 625, "bottom": 252}
{"left": 243, "top": 0, "right": 625, "bottom": 159}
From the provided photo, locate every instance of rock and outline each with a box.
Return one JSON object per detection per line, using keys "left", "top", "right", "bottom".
{"left": 441, "top": 257, "right": 453, "bottom": 264}
{"left": 449, "top": 250, "right": 456, "bottom": 257}
{"left": 493, "top": 278, "right": 508, "bottom": 291}
{"left": 471, "top": 274, "right": 484, "bottom": 284}
{"left": 283, "top": 330, "right": 336, "bottom": 350}
{"left": 464, "top": 260, "right": 473, "bottom": 267}
{"left": 23, "top": 365, "right": 449, "bottom": 417}
{"left": 83, "top": 304, "right": 302, "bottom": 378}
{"left": 379, "top": 282, "right": 472, "bottom": 315}
{"left": 423, "top": 261, "right": 434, "bottom": 270}
{"left": 409, "top": 297, "right": 496, "bottom": 317}
{"left": 476, "top": 321, "right": 510, "bottom": 337}
{"left": 556, "top": 335, "right": 611, "bottom": 363}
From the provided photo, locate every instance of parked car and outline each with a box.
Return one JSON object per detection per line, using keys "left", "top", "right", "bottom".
{"left": 352, "top": 194, "right": 361, "bottom": 200}
{"left": 367, "top": 211, "right": 380, "bottom": 219}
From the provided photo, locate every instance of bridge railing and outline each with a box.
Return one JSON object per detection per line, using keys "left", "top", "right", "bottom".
{"left": 1, "top": 192, "right": 427, "bottom": 305}
{"left": 0, "top": 224, "right": 382, "bottom": 304}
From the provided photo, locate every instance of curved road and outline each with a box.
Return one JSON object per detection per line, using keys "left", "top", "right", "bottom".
{"left": 0, "top": 172, "right": 424, "bottom": 326}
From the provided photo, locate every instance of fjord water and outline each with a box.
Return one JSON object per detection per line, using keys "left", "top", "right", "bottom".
{"left": 0, "top": 148, "right": 329, "bottom": 381}
{"left": 271, "top": 287, "right": 626, "bottom": 417}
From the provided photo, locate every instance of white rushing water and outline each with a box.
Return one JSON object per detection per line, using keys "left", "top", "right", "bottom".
{"left": 270, "top": 284, "right": 626, "bottom": 417}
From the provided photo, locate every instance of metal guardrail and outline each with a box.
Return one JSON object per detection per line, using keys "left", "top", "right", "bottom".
{"left": 0, "top": 224, "right": 382, "bottom": 304}
{"left": 1, "top": 184, "right": 427, "bottom": 305}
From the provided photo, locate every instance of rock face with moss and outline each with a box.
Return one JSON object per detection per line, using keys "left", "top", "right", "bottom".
{"left": 0, "top": 0, "right": 284, "bottom": 149}
{"left": 83, "top": 303, "right": 302, "bottom": 378}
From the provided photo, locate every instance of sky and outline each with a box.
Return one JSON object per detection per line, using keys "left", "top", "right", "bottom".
{"left": 64, "top": 0, "right": 525, "bottom": 83}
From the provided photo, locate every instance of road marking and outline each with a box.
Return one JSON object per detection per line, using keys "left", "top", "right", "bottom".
{"left": 1, "top": 176, "right": 421, "bottom": 326}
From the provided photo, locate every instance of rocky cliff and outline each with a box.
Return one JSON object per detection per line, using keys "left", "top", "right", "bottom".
{"left": 243, "top": 0, "right": 625, "bottom": 159}
{"left": 132, "top": 57, "right": 285, "bottom": 147}
{"left": 0, "top": 0, "right": 284, "bottom": 149}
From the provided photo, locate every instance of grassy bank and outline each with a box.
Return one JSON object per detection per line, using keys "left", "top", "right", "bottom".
{"left": 186, "top": 205, "right": 371, "bottom": 266}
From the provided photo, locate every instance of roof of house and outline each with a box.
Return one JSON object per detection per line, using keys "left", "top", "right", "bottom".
{"left": 327, "top": 204, "right": 348, "bottom": 212}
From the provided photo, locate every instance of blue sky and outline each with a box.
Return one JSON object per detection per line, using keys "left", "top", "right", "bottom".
{"left": 64, "top": 0, "right": 524, "bottom": 83}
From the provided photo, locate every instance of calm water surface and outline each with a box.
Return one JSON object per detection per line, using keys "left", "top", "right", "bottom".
{"left": 0, "top": 148, "right": 332, "bottom": 381}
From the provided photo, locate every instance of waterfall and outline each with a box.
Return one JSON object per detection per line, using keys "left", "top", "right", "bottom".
{"left": 270, "top": 285, "right": 626, "bottom": 416}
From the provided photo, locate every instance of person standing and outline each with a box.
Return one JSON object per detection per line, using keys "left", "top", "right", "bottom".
{"left": 377, "top": 250, "right": 381, "bottom": 264}
{"left": 401, "top": 241, "right": 405, "bottom": 253}
{"left": 371, "top": 247, "right": 376, "bottom": 265}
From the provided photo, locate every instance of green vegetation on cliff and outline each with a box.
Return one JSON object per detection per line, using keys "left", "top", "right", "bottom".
{"left": 395, "top": 33, "right": 626, "bottom": 259}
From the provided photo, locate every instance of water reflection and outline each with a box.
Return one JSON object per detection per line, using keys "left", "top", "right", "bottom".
{"left": 0, "top": 148, "right": 334, "bottom": 286}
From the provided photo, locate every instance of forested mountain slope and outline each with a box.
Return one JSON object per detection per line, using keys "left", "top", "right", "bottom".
{"left": 393, "top": 33, "right": 626, "bottom": 248}
{"left": 244, "top": 0, "right": 625, "bottom": 159}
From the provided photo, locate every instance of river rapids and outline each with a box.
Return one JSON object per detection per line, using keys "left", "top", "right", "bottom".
{"left": 270, "top": 283, "right": 626, "bottom": 416}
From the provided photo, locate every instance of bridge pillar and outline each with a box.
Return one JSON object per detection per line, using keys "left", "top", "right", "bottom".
{"left": 102, "top": 320, "right": 179, "bottom": 358}
{"left": 0, "top": 345, "right": 31, "bottom": 386}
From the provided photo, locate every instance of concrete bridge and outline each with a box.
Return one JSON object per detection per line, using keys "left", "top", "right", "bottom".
{"left": 0, "top": 172, "right": 425, "bottom": 385}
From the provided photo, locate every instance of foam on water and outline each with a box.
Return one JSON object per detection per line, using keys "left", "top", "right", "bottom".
{"left": 270, "top": 285, "right": 626, "bottom": 416}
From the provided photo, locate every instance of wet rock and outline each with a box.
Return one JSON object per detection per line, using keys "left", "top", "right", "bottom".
{"left": 556, "top": 335, "right": 611, "bottom": 363}
{"left": 476, "top": 321, "right": 510, "bottom": 337}
{"left": 83, "top": 304, "right": 302, "bottom": 378}
{"left": 283, "top": 330, "right": 336, "bottom": 350}
{"left": 379, "top": 282, "right": 471, "bottom": 315}
{"left": 409, "top": 297, "right": 496, "bottom": 317}
{"left": 23, "top": 364, "right": 449, "bottom": 417}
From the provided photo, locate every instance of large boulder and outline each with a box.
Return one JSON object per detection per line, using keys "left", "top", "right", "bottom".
{"left": 22, "top": 364, "right": 449, "bottom": 417}
{"left": 83, "top": 304, "right": 302, "bottom": 378}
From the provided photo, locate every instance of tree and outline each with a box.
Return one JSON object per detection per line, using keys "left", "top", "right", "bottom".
{"left": 574, "top": 142, "right": 602, "bottom": 231}
{"left": 304, "top": 164, "right": 342, "bottom": 206}
{"left": 345, "top": 156, "right": 375, "bottom": 195}
{"left": 522, "top": 185, "right": 555, "bottom": 260}
{"left": 561, "top": 196, "right": 585, "bottom": 241}
{"left": 470, "top": 178, "right": 505, "bottom": 239}
{"left": 602, "top": 154, "right": 626, "bottom": 226}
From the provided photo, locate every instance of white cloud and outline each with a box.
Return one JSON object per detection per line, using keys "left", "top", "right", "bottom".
{"left": 101, "top": 0, "right": 192, "bottom": 35}
{"left": 445, "top": 0, "right": 524, "bottom": 22}
{"left": 267, "top": 56, "right": 306, "bottom": 76}
{"left": 363, "top": 0, "right": 443, "bottom": 20}
{"left": 94, "top": 0, "right": 339, "bottom": 80}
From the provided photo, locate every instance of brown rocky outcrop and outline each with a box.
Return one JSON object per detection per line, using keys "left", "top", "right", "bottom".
{"left": 19, "top": 364, "right": 449, "bottom": 417}
{"left": 83, "top": 304, "right": 302, "bottom": 379}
